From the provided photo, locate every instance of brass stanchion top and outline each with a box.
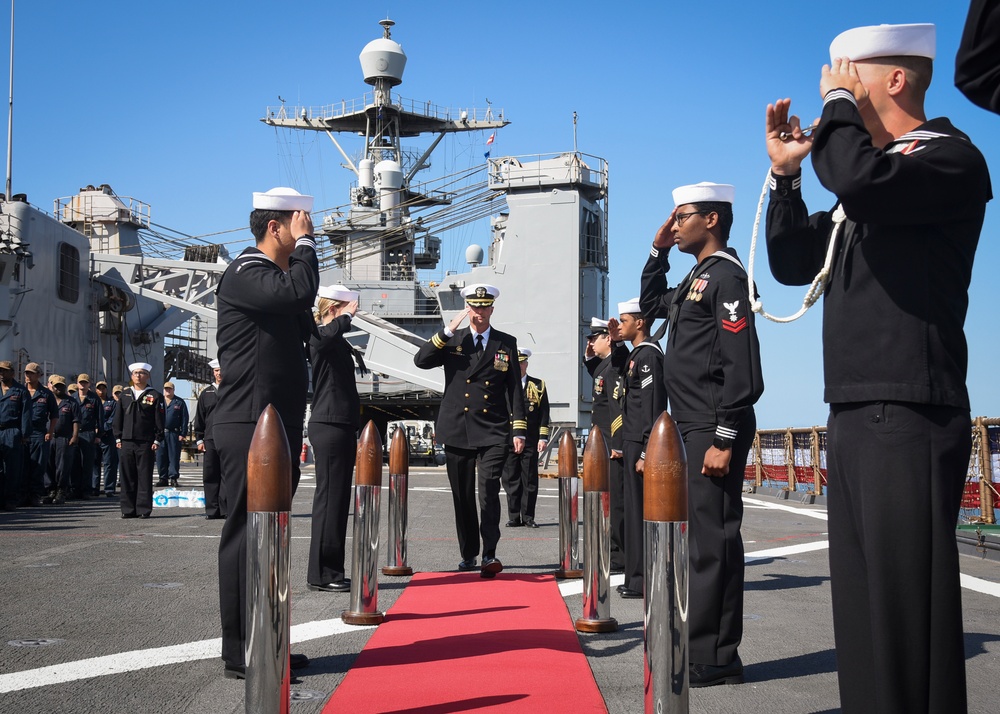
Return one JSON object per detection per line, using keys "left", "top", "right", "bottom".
{"left": 582, "top": 426, "right": 609, "bottom": 492}
{"left": 356, "top": 420, "right": 384, "bottom": 487}
{"left": 388, "top": 426, "right": 409, "bottom": 476}
{"left": 557, "top": 430, "right": 578, "bottom": 478}
{"left": 247, "top": 404, "right": 292, "bottom": 513}
{"left": 644, "top": 411, "right": 688, "bottom": 522}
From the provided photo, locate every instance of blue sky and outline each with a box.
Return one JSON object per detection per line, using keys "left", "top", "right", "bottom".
{"left": 4, "top": 1, "right": 998, "bottom": 429}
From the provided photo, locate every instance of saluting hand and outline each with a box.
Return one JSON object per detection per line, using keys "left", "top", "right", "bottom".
{"left": 447, "top": 307, "right": 470, "bottom": 333}
{"left": 766, "top": 98, "right": 816, "bottom": 175}
{"left": 607, "top": 317, "right": 622, "bottom": 343}
{"left": 290, "top": 210, "right": 314, "bottom": 239}
{"left": 338, "top": 299, "right": 359, "bottom": 318}
{"left": 821, "top": 57, "right": 869, "bottom": 107}
{"left": 652, "top": 211, "right": 676, "bottom": 250}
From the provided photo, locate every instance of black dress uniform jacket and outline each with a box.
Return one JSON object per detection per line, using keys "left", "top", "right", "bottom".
{"left": 585, "top": 343, "right": 629, "bottom": 451}
{"left": 113, "top": 388, "right": 165, "bottom": 443}
{"left": 956, "top": 0, "right": 1000, "bottom": 114}
{"left": 766, "top": 99, "right": 991, "bottom": 409}
{"left": 641, "top": 246, "right": 764, "bottom": 442}
{"left": 521, "top": 375, "right": 550, "bottom": 448}
{"left": 414, "top": 327, "right": 527, "bottom": 448}
{"left": 617, "top": 340, "right": 666, "bottom": 458}
{"left": 308, "top": 314, "right": 361, "bottom": 429}
{"left": 214, "top": 244, "right": 320, "bottom": 431}
{"left": 193, "top": 384, "right": 218, "bottom": 444}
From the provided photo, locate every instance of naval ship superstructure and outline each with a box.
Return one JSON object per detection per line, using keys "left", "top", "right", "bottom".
{"left": 0, "top": 17, "right": 609, "bottom": 440}
{"left": 263, "top": 18, "right": 610, "bottom": 436}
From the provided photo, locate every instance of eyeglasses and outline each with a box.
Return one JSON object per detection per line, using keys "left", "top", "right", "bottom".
{"left": 674, "top": 210, "right": 710, "bottom": 227}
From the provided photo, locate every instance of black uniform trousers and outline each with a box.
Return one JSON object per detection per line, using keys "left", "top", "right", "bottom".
{"left": 75, "top": 432, "right": 96, "bottom": 496}
{"left": 25, "top": 435, "right": 49, "bottom": 500}
{"left": 216, "top": 421, "right": 302, "bottom": 668}
{"left": 201, "top": 438, "right": 224, "bottom": 517}
{"left": 101, "top": 440, "right": 119, "bottom": 494}
{"left": 0, "top": 427, "right": 23, "bottom": 508}
{"left": 119, "top": 440, "right": 155, "bottom": 516}
{"left": 445, "top": 442, "right": 509, "bottom": 561}
{"left": 307, "top": 422, "right": 356, "bottom": 585}
{"left": 609, "top": 454, "right": 625, "bottom": 571}
{"left": 502, "top": 446, "right": 539, "bottom": 521}
{"left": 50, "top": 436, "right": 75, "bottom": 493}
{"left": 622, "top": 440, "right": 646, "bottom": 592}
{"left": 827, "top": 401, "right": 969, "bottom": 714}
{"left": 680, "top": 418, "right": 754, "bottom": 667}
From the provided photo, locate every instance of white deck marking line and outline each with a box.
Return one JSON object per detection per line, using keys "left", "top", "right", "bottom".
{"left": 961, "top": 573, "right": 1000, "bottom": 598}
{"left": 743, "top": 495, "right": 828, "bottom": 521}
{"left": 0, "top": 619, "right": 374, "bottom": 693}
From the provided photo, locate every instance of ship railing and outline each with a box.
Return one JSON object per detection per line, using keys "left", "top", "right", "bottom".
{"left": 265, "top": 94, "right": 504, "bottom": 124}
{"left": 743, "top": 418, "right": 999, "bottom": 524}
{"left": 53, "top": 194, "right": 151, "bottom": 229}
{"left": 486, "top": 152, "right": 609, "bottom": 193}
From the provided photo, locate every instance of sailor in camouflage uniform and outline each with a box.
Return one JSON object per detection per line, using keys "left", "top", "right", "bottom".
{"left": 640, "top": 182, "right": 763, "bottom": 687}
{"left": 765, "top": 23, "right": 990, "bottom": 713}
{"left": 414, "top": 284, "right": 527, "bottom": 578}
{"left": 502, "top": 348, "right": 550, "bottom": 528}
{"left": 609, "top": 298, "right": 665, "bottom": 599}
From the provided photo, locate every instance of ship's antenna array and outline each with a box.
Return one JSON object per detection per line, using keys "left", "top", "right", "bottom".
{"left": 746, "top": 169, "right": 846, "bottom": 323}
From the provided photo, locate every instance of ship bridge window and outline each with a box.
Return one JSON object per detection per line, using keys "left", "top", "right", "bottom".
{"left": 57, "top": 243, "right": 80, "bottom": 303}
{"left": 580, "top": 207, "right": 607, "bottom": 269}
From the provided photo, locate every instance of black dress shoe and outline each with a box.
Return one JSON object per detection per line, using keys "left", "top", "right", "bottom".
{"left": 618, "top": 587, "right": 642, "bottom": 599}
{"left": 616, "top": 584, "right": 627, "bottom": 594}
{"left": 205, "top": 513, "right": 224, "bottom": 520}
{"left": 480, "top": 557, "right": 503, "bottom": 579}
{"left": 307, "top": 579, "right": 351, "bottom": 592}
{"left": 458, "top": 558, "right": 478, "bottom": 571}
{"left": 155, "top": 480, "right": 169, "bottom": 487}
{"left": 140, "top": 514, "right": 151, "bottom": 519}
{"left": 290, "top": 653, "right": 309, "bottom": 669}
{"left": 121, "top": 513, "right": 138, "bottom": 519}
{"left": 223, "top": 663, "right": 245, "bottom": 680}
{"left": 523, "top": 518, "right": 539, "bottom": 528}
{"left": 505, "top": 519, "right": 523, "bottom": 527}
{"left": 169, "top": 479, "right": 178, "bottom": 487}
{"left": 689, "top": 655, "right": 744, "bottom": 687}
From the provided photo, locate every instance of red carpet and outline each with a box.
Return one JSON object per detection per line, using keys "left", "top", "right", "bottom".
{"left": 323, "top": 572, "right": 608, "bottom": 713}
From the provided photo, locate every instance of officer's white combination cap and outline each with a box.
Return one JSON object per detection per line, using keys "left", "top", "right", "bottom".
{"left": 208, "top": 359, "right": 220, "bottom": 369}
{"left": 518, "top": 348, "right": 532, "bottom": 361}
{"left": 252, "top": 187, "right": 314, "bottom": 212}
{"left": 317, "top": 284, "right": 360, "bottom": 302}
{"left": 618, "top": 298, "right": 642, "bottom": 315}
{"left": 672, "top": 182, "right": 735, "bottom": 207}
{"left": 129, "top": 362, "right": 152, "bottom": 372}
{"left": 829, "top": 23, "right": 936, "bottom": 62}
{"left": 461, "top": 283, "right": 500, "bottom": 306}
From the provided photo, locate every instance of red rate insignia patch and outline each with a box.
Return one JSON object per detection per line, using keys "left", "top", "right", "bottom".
{"left": 722, "top": 317, "right": 747, "bottom": 334}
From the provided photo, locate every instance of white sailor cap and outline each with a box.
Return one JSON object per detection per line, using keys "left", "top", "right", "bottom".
{"left": 518, "top": 348, "right": 532, "bottom": 362}
{"left": 128, "top": 362, "right": 152, "bottom": 373}
{"left": 317, "top": 284, "right": 360, "bottom": 302}
{"left": 208, "top": 359, "right": 220, "bottom": 370}
{"left": 587, "top": 317, "right": 610, "bottom": 338}
{"left": 252, "top": 187, "right": 314, "bottom": 212}
{"left": 830, "top": 23, "right": 936, "bottom": 63}
{"left": 461, "top": 283, "right": 500, "bottom": 307}
{"left": 618, "top": 298, "right": 642, "bottom": 316}
{"left": 672, "top": 182, "right": 735, "bottom": 207}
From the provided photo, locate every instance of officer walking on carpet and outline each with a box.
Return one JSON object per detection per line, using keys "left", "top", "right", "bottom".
{"left": 414, "top": 284, "right": 527, "bottom": 578}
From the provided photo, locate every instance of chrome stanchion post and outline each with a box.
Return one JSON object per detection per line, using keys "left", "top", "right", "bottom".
{"left": 575, "top": 425, "right": 617, "bottom": 633}
{"left": 382, "top": 427, "right": 413, "bottom": 576}
{"left": 555, "top": 430, "right": 582, "bottom": 579}
{"left": 245, "top": 404, "right": 292, "bottom": 714}
{"left": 342, "top": 421, "right": 385, "bottom": 626}
{"left": 644, "top": 412, "right": 689, "bottom": 714}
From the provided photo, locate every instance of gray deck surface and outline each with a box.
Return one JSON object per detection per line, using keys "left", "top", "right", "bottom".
{"left": 1, "top": 463, "right": 997, "bottom": 713}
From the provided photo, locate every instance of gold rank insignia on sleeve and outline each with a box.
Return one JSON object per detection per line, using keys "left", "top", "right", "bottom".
{"left": 513, "top": 419, "right": 528, "bottom": 430}
{"left": 431, "top": 333, "right": 447, "bottom": 349}
{"left": 611, "top": 415, "right": 623, "bottom": 435}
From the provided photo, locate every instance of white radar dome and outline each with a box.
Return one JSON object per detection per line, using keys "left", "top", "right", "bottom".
{"left": 465, "top": 244, "right": 485, "bottom": 267}
{"left": 375, "top": 160, "right": 403, "bottom": 190}
{"left": 360, "top": 37, "right": 406, "bottom": 87}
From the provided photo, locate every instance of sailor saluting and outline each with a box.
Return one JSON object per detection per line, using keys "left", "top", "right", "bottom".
{"left": 764, "top": 22, "right": 991, "bottom": 714}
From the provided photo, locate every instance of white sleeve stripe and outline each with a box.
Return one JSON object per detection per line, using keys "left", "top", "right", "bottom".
{"left": 650, "top": 246, "right": 659, "bottom": 258}
{"left": 295, "top": 236, "right": 317, "bottom": 251}
{"left": 823, "top": 89, "right": 857, "bottom": 108}
{"left": 716, "top": 426, "right": 738, "bottom": 439}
